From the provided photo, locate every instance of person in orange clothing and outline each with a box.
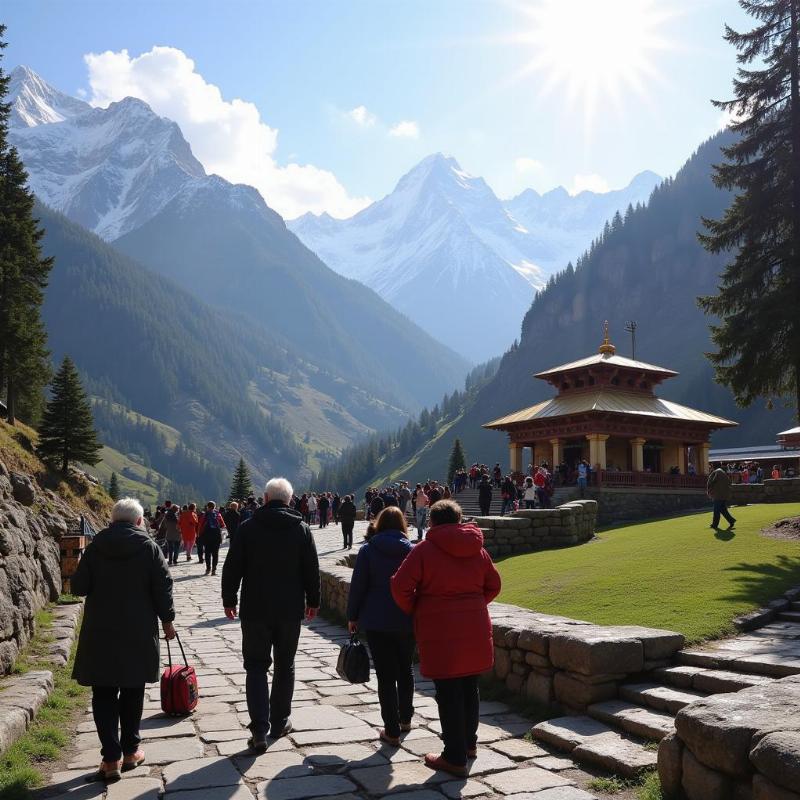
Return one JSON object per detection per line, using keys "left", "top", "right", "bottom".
{"left": 179, "top": 503, "right": 199, "bottom": 562}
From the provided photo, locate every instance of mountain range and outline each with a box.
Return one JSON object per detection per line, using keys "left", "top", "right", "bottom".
{"left": 8, "top": 65, "right": 470, "bottom": 497}
{"left": 289, "top": 155, "right": 660, "bottom": 359}
{"left": 333, "top": 131, "right": 796, "bottom": 489}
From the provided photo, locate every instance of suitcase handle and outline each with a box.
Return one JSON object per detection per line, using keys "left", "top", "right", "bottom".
{"left": 165, "top": 631, "right": 189, "bottom": 669}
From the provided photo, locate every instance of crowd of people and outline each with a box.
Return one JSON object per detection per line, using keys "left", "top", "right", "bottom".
{"left": 72, "top": 478, "right": 501, "bottom": 782}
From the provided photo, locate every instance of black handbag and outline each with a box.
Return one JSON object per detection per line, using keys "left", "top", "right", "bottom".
{"left": 336, "top": 633, "right": 371, "bottom": 683}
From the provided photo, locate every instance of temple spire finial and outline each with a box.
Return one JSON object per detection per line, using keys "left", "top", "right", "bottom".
{"left": 598, "top": 320, "right": 616, "bottom": 355}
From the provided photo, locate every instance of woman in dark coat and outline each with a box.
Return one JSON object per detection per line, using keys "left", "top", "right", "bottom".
{"left": 338, "top": 494, "right": 357, "bottom": 549}
{"left": 347, "top": 507, "right": 414, "bottom": 746}
{"left": 391, "top": 499, "right": 501, "bottom": 777}
{"left": 72, "top": 498, "right": 176, "bottom": 782}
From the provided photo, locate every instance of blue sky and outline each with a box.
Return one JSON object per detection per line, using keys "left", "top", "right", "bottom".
{"left": 4, "top": 0, "right": 750, "bottom": 218}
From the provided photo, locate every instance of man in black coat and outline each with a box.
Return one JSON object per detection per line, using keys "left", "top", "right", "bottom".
{"left": 478, "top": 475, "right": 493, "bottom": 517}
{"left": 222, "top": 477, "right": 320, "bottom": 753}
{"left": 72, "top": 498, "right": 176, "bottom": 781}
{"left": 338, "top": 494, "right": 357, "bottom": 549}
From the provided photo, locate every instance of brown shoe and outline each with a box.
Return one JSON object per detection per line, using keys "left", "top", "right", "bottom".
{"left": 400, "top": 722, "right": 413, "bottom": 733}
{"left": 424, "top": 753, "right": 467, "bottom": 777}
{"left": 86, "top": 760, "right": 122, "bottom": 782}
{"left": 122, "top": 750, "right": 145, "bottom": 771}
{"left": 379, "top": 728, "right": 401, "bottom": 747}
{"left": 467, "top": 747, "right": 478, "bottom": 759}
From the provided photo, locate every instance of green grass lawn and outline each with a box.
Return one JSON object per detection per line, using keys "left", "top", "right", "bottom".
{"left": 496, "top": 503, "right": 800, "bottom": 642}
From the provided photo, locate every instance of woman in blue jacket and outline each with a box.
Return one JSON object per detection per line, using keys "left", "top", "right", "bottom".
{"left": 347, "top": 506, "right": 414, "bottom": 746}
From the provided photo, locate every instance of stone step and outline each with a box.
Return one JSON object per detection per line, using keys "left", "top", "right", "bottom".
{"left": 678, "top": 648, "right": 800, "bottom": 678}
{"left": 587, "top": 699, "right": 675, "bottom": 741}
{"left": 791, "top": 601, "right": 800, "bottom": 611}
{"left": 653, "top": 665, "right": 775, "bottom": 694}
{"left": 619, "top": 682, "right": 707, "bottom": 715}
{"left": 777, "top": 611, "right": 800, "bottom": 623}
{"left": 531, "top": 715, "right": 657, "bottom": 779}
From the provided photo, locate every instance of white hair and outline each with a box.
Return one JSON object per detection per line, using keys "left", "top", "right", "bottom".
{"left": 112, "top": 497, "right": 144, "bottom": 525}
{"left": 264, "top": 477, "right": 293, "bottom": 504}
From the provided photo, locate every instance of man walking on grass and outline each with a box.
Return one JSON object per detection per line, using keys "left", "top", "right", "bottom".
{"left": 222, "top": 477, "right": 320, "bottom": 752}
{"left": 707, "top": 461, "right": 737, "bottom": 530}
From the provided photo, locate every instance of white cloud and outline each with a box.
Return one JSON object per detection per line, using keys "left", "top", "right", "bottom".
{"left": 388, "top": 120, "right": 420, "bottom": 139}
{"left": 515, "top": 157, "right": 544, "bottom": 173}
{"left": 347, "top": 105, "right": 377, "bottom": 127}
{"left": 570, "top": 173, "right": 610, "bottom": 195}
{"left": 83, "top": 46, "right": 369, "bottom": 219}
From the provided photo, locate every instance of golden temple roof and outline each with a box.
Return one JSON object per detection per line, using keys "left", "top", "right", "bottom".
{"left": 535, "top": 351, "right": 678, "bottom": 379}
{"left": 778, "top": 426, "right": 800, "bottom": 436}
{"left": 483, "top": 389, "right": 737, "bottom": 430}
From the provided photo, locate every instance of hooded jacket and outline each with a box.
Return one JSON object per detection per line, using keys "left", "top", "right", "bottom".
{"left": 391, "top": 522, "right": 501, "bottom": 679}
{"left": 347, "top": 530, "right": 413, "bottom": 632}
{"left": 72, "top": 522, "right": 175, "bottom": 687}
{"left": 221, "top": 502, "right": 321, "bottom": 622}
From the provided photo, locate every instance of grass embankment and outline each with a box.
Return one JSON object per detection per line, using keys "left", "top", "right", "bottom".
{"left": 0, "top": 419, "right": 112, "bottom": 522}
{"left": 0, "top": 604, "right": 88, "bottom": 800}
{"left": 496, "top": 503, "right": 800, "bottom": 642}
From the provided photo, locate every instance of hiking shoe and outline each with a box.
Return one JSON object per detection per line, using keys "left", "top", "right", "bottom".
{"left": 248, "top": 732, "right": 268, "bottom": 753}
{"left": 205, "top": 569, "right": 211, "bottom": 575}
{"left": 269, "top": 719, "right": 293, "bottom": 739}
{"left": 211, "top": 569, "right": 217, "bottom": 576}
{"left": 424, "top": 753, "right": 467, "bottom": 777}
{"left": 122, "top": 750, "right": 145, "bottom": 772}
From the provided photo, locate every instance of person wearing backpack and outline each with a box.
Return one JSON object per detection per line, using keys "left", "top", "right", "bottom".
{"left": 197, "top": 502, "right": 226, "bottom": 576}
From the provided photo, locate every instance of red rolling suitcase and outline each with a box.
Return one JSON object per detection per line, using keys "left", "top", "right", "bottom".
{"left": 160, "top": 632, "right": 199, "bottom": 715}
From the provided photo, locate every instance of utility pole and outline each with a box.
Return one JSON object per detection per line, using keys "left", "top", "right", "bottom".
{"left": 625, "top": 320, "right": 637, "bottom": 360}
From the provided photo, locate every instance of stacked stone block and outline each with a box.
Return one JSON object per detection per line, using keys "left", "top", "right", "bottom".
{"left": 489, "top": 603, "right": 684, "bottom": 713}
{"left": 474, "top": 500, "right": 598, "bottom": 558}
{"left": 730, "top": 476, "right": 800, "bottom": 505}
{"left": 659, "top": 675, "right": 800, "bottom": 799}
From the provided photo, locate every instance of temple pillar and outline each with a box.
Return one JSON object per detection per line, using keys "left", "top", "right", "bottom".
{"left": 630, "top": 437, "right": 646, "bottom": 472}
{"left": 550, "top": 438, "right": 562, "bottom": 467}
{"left": 676, "top": 444, "right": 686, "bottom": 475}
{"left": 509, "top": 441, "right": 524, "bottom": 474}
{"left": 586, "top": 433, "right": 609, "bottom": 470}
{"left": 697, "top": 442, "right": 710, "bottom": 475}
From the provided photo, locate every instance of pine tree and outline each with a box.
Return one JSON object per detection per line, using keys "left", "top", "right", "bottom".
{"left": 0, "top": 26, "right": 54, "bottom": 424}
{"left": 228, "top": 457, "right": 253, "bottom": 502}
{"left": 699, "top": 0, "right": 800, "bottom": 420}
{"left": 447, "top": 438, "right": 466, "bottom": 484}
{"left": 108, "top": 472, "right": 120, "bottom": 501}
{"left": 38, "top": 356, "right": 102, "bottom": 473}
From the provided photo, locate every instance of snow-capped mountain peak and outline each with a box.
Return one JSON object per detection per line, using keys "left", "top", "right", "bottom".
{"left": 8, "top": 65, "right": 91, "bottom": 128}
{"left": 7, "top": 68, "right": 221, "bottom": 240}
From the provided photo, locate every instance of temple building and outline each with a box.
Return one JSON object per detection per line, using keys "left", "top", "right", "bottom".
{"left": 709, "top": 425, "right": 800, "bottom": 476}
{"left": 484, "top": 325, "right": 737, "bottom": 487}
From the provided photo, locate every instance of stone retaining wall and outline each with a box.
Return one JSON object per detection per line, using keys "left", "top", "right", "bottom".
{"left": 473, "top": 501, "right": 597, "bottom": 558}
{"left": 731, "top": 476, "right": 800, "bottom": 505}
{"left": 488, "top": 603, "right": 683, "bottom": 713}
{"left": 0, "top": 461, "right": 72, "bottom": 675}
{"left": 585, "top": 488, "right": 710, "bottom": 526}
{"left": 317, "top": 524, "right": 686, "bottom": 715}
{"left": 658, "top": 675, "right": 800, "bottom": 799}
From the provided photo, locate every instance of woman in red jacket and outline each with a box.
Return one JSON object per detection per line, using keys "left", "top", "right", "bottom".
{"left": 391, "top": 499, "right": 501, "bottom": 777}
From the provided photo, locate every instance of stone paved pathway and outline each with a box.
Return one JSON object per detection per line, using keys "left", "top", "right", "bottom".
{"left": 34, "top": 522, "right": 609, "bottom": 800}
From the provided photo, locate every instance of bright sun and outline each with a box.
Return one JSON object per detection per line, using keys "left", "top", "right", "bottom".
{"left": 514, "top": 0, "right": 673, "bottom": 122}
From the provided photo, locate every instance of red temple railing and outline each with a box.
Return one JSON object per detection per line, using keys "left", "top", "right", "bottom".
{"left": 594, "top": 470, "right": 707, "bottom": 490}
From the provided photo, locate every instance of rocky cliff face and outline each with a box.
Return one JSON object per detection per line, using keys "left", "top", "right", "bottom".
{"left": 0, "top": 460, "right": 79, "bottom": 674}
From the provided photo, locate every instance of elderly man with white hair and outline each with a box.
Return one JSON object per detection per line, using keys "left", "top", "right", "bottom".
{"left": 72, "top": 498, "right": 176, "bottom": 783}
{"left": 222, "top": 477, "right": 320, "bottom": 753}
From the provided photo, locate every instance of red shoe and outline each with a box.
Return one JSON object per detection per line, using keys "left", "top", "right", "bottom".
{"left": 424, "top": 753, "right": 468, "bottom": 777}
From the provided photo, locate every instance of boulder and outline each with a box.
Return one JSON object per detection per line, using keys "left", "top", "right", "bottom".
{"left": 753, "top": 775, "right": 800, "bottom": 800}
{"left": 9, "top": 473, "right": 35, "bottom": 506}
{"left": 682, "top": 748, "right": 731, "bottom": 800}
{"left": 675, "top": 678, "right": 800, "bottom": 777}
{"left": 750, "top": 731, "right": 800, "bottom": 794}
